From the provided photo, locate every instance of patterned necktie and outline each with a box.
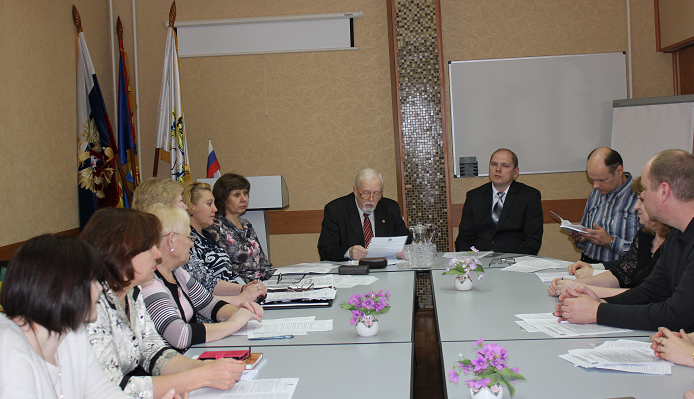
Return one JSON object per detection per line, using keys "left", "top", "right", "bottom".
{"left": 492, "top": 192, "right": 505, "bottom": 225}
{"left": 363, "top": 214, "right": 374, "bottom": 248}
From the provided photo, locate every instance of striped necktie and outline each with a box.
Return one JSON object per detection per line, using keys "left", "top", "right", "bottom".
{"left": 363, "top": 214, "right": 373, "bottom": 248}
{"left": 492, "top": 192, "right": 505, "bottom": 225}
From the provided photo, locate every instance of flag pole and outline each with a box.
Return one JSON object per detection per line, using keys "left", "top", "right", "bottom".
{"left": 73, "top": 5, "right": 132, "bottom": 206}
{"left": 153, "top": 1, "right": 176, "bottom": 178}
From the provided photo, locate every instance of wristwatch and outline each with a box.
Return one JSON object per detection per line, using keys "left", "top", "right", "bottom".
{"left": 608, "top": 235, "right": 615, "bottom": 249}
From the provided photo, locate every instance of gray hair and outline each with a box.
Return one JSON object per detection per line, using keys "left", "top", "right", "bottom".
{"left": 148, "top": 204, "right": 190, "bottom": 236}
{"left": 354, "top": 168, "right": 384, "bottom": 190}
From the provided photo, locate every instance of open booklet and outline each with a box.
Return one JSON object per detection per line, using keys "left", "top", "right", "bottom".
{"left": 550, "top": 211, "right": 587, "bottom": 233}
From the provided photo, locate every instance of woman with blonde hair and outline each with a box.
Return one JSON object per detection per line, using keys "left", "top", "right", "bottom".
{"left": 132, "top": 178, "right": 188, "bottom": 212}
{"left": 182, "top": 181, "right": 267, "bottom": 303}
{"left": 141, "top": 204, "right": 262, "bottom": 351}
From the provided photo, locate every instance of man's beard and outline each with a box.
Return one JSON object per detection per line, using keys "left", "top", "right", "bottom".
{"left": 362, "top": 201, "right": 375, "bottom": 215}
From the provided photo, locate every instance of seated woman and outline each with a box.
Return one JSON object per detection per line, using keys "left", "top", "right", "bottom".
{"left": 206, "top": 173, "right": 275, "bottom": 282}
{"left": 81, "top": 208, "right": 245, "bottom": 398}
{"left": 548, "top": 177, "right": 671, "bottom": 298}
{"left": 182, "top": 181, "right": 267, "bottom": 303}
{"left": 132, "top": 177, "right": 188, "bottom": 211}
{"left": 0, "top": 235, "right": 131, "bottom": 398}
{"left": 142, "top": 204, "right": 262, "bottom": 351}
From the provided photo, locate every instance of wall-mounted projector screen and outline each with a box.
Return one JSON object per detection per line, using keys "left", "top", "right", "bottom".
{"left": 449, "top": 52, "right": 627, "bottom": 177}
{"left": 175, "top": 12, "right": 361, "bottom": 57}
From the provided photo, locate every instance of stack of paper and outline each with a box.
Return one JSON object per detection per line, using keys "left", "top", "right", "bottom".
{"left": 190, "top": 378, "right": 299, "bottom": 398}
{"left": 500, "top": 257, "right": 572, "bottom": 273}
{"left": 514, "top": 313, "right": 632, "bottom": 338}
{"left": 233, "top": 317, "right": 333, "bottom": 339}
{"left": 560, "top": 340, "right": 672, "bottom": 375}
{"left": 264, "top": 288, "right": 337, "bottom": 303}
{"left": 333, "top": 275, "right": 379, "bottom": 288}
{"left": 273, "top": 263, "right": 336, "bottom": 275}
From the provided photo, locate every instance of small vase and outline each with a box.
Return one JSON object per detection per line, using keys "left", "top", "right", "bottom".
{"left": 470, "top": 384, "right": 504, "bottom": 398}
{"left": 454, "top": 275, "right": 474, "bottom": 291}
{"left": 355, "top": 315, "right": 379, "bottom": 337}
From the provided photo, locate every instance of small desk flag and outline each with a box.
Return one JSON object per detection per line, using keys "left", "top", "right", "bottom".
{"left": 207, "top": 140, "right": 221, "bottom": 178}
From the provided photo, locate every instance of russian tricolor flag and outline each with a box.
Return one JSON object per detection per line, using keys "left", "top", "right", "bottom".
{"left": 207, "top": 140, "right": 221, "bottom": 178}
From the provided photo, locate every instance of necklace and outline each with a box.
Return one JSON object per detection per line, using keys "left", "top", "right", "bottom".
{"left": 34, "top": 330, "right": 63, "bottom": 399}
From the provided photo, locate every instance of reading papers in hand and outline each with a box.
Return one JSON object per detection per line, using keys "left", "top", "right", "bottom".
{"left": 550, "top": 211, "right": 587, "bottom": 233}
{"left": 365, "top": 236, "right": 408, "bottom": 258}
{"left": 559, "top": 340, "right": 672, "bottom": 375}
{"left": 190, "top": 378, "right": 299, "bottom": 399}
{"left": 514, "top": 313, "right": 632, "bottom": 338}
{"left": 499, "top": 257, "right": 572, "bottom": 273}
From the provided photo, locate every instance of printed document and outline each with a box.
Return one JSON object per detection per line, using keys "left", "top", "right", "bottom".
{"left": 189, "top": 378, "right": 299, "bottom": 399}
{"left": 550, "top": 211, "right": 587, "bottom": 233}
{"left": 515, "top": 313, "right": 632, "bottom": 338}
{"left": 558, "top": 341, "right": 672, "bottom": 375}
{"left": 273, "top": 263, "right": 336, "bottom": 275}
{"left": 500, "top": 257, "right": 572, "bottom": 273}
{"left": 366, "top": 236, "right": 408, "bottom": 258}
{"left": 333, "top": 275, "right": 379, "bottom": 288}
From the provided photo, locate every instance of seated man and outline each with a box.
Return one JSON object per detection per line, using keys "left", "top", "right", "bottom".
{"left": 318, "top": 168, "right": 409, "bottom": 261}
{"left": 572, "top": 147, "right": 639, "bottom": 264}
{"left": 554, "top": 150, "right": 694, "bottom": 332}
{"left": 455, "top": 149, "right": 543, "bottom": 255}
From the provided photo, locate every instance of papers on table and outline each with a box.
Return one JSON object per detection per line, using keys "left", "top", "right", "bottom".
{"left": 443, "top": 251, "right": 493, "bottom": 258}
{"left": 190, "top": 378, "right": 299, "bottom": 398}
{"left": 333, "top": 275, "right": 379, "bottom": 288}
{"left": 233, "top": 317, "right": 333, "bottom": 339}
{"left": 515, "top": 313, "right": 632, "bottom": 338}
{"left": 365, "top": 236, "right": 408, "bottom": 258}
{"left": 559, "top": 340, "right": 672, "bottom": 375}
{"left": 534, "top": 269, "right": 609, "bottom": 283}
{"left": 273, "top": 263, "right": 336, "bottom": 275}
{"left": 500, "top": 256, "right": 572, "bottom": 273}
{"left": 265, "top": 288, "right": 337, "bottom": 303}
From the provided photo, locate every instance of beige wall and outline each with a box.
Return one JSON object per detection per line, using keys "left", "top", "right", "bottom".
{"left": 0, "top": 0, "right": 674, "bottom": 265}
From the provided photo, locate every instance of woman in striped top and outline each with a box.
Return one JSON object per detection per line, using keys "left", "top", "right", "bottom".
{"left": 141, "top": 205, "right": 263, "bottom": 351}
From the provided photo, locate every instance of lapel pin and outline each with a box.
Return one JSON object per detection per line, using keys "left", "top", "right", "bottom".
{"left": 382, "top": 220, "right": 385, "bottom": 223}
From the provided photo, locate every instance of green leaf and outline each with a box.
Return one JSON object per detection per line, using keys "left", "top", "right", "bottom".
{"left": 339, "top": 303, "right": 355, "bottom": 311}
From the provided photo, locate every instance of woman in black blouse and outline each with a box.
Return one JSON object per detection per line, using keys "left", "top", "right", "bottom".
{"left": 548, "top": 176, "right": 671, "bottom": 298}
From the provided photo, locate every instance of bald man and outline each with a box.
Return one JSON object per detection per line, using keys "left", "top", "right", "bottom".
{"left": 572, "top": 147, "right": 639, "bottom": 263}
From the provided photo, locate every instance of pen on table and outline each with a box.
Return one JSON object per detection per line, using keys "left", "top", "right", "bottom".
{"left": 248, "top": 335, "right": 294, "bottom": 341}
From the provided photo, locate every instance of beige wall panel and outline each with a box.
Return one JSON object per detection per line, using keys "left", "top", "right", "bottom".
{"left": 0, "top": 1, "right": 112, "bottom": 246}
{"left": 269, "top": 233, "right": 321, "bottom": 267}
{"left": 631, "top": 0, "right": 673, "bottom": 98}
{"left": 658, "top": 0, "right": 694, "bottom": 49}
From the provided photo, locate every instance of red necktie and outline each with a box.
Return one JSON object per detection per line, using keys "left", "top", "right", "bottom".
{"left": 363, "top": 214, "right": 373, "bottom": 248}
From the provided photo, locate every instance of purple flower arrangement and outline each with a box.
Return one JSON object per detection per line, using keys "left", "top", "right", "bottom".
{"left": 442, "top": 247, "right": 484, "bottom": 281}
{"left": 339, "top": 289, "right": 391, "bottom": 324}
{"left": 448, "top": 338, "right": 526, "bottom": 397}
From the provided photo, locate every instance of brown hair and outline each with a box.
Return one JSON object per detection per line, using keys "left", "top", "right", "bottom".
{"left": 213, "top": 173, "right": 251, "bottom": 217}
{"left": 491, "top": 148, "right": 518, "bottom": 169}
{"left": 649, "top": 149, "right": 694, "bottom": 202}
{"left": 80, "top": 208, "right": 161, "bottom": 292}
{"left": 1, "top": 235, "right": 106, "bottom": 333}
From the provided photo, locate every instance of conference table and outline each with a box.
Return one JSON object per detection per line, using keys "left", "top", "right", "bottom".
{"left": 186, "top": 253, "right": 690, "bottom": 399}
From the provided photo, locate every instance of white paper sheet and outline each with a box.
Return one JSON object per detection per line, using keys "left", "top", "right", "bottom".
{"left": 501, "top": 257, "right": 572, "bottom": 273}
{"left": 273, "top": 263, "right": 336, "bottom": 275}
{"left": 535, "top": 322, "right": 632, "bottom": 338}
{"left": 443, "top": 251, "right": 492, "bottom": 258}
{"left": 365, "top": 236, "right": 408, "bottom": 258}
{"left": 535, "top": 269, "right": 609, "bottom": 282}
{"left": 189, "top": 378, "right": 299, "bottom": 398}
{"left": 332, "top": 275, "right": 379, "bottom": 288}
{"left": 234, "top": 319, "right": 333, "bottom": 337}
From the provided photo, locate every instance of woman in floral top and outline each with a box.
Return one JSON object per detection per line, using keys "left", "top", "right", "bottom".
{"left": 206, "top": 173, "right": 275, "bottom": 282}
{"left": 81, "top": 208, "right": 245, "bottom": 399}
{"left": 182, "top": 181, "right": 267, "bottom": 302}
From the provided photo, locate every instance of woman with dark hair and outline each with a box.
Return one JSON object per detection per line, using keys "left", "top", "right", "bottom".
{"left": 0, "top": 234, "right": 179, "bottom": 399}
{"left": 206, "top": 173, "right": 275, "bottom": 282}
{"left": 82, "top": 208, "right": 244, "bottom": 399}
{"left": 182, "top": 181, "right": 267, "bottom": 302}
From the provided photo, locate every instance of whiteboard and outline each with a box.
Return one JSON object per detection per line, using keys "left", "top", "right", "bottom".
{"left": 449, "top": 53, "right": 627, "bottom": 176}
{"left": 611, "top": 96, "right": 694, "bottom": 176}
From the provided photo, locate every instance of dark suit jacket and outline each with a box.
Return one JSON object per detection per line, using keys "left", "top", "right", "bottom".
{"left": 317, "top": 193, "right": 410, "bottom": 261}
{"left": 455, "top": 181, "right": 543, "bottom": 255}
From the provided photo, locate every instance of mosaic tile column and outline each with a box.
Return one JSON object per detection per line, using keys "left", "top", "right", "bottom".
{"left": 390, "top": 0, "right": 451, "bottom": 252}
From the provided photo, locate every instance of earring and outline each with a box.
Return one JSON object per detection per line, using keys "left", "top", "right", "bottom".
{"left": 170, "top": 247, "right": 174, "bottom": 253}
